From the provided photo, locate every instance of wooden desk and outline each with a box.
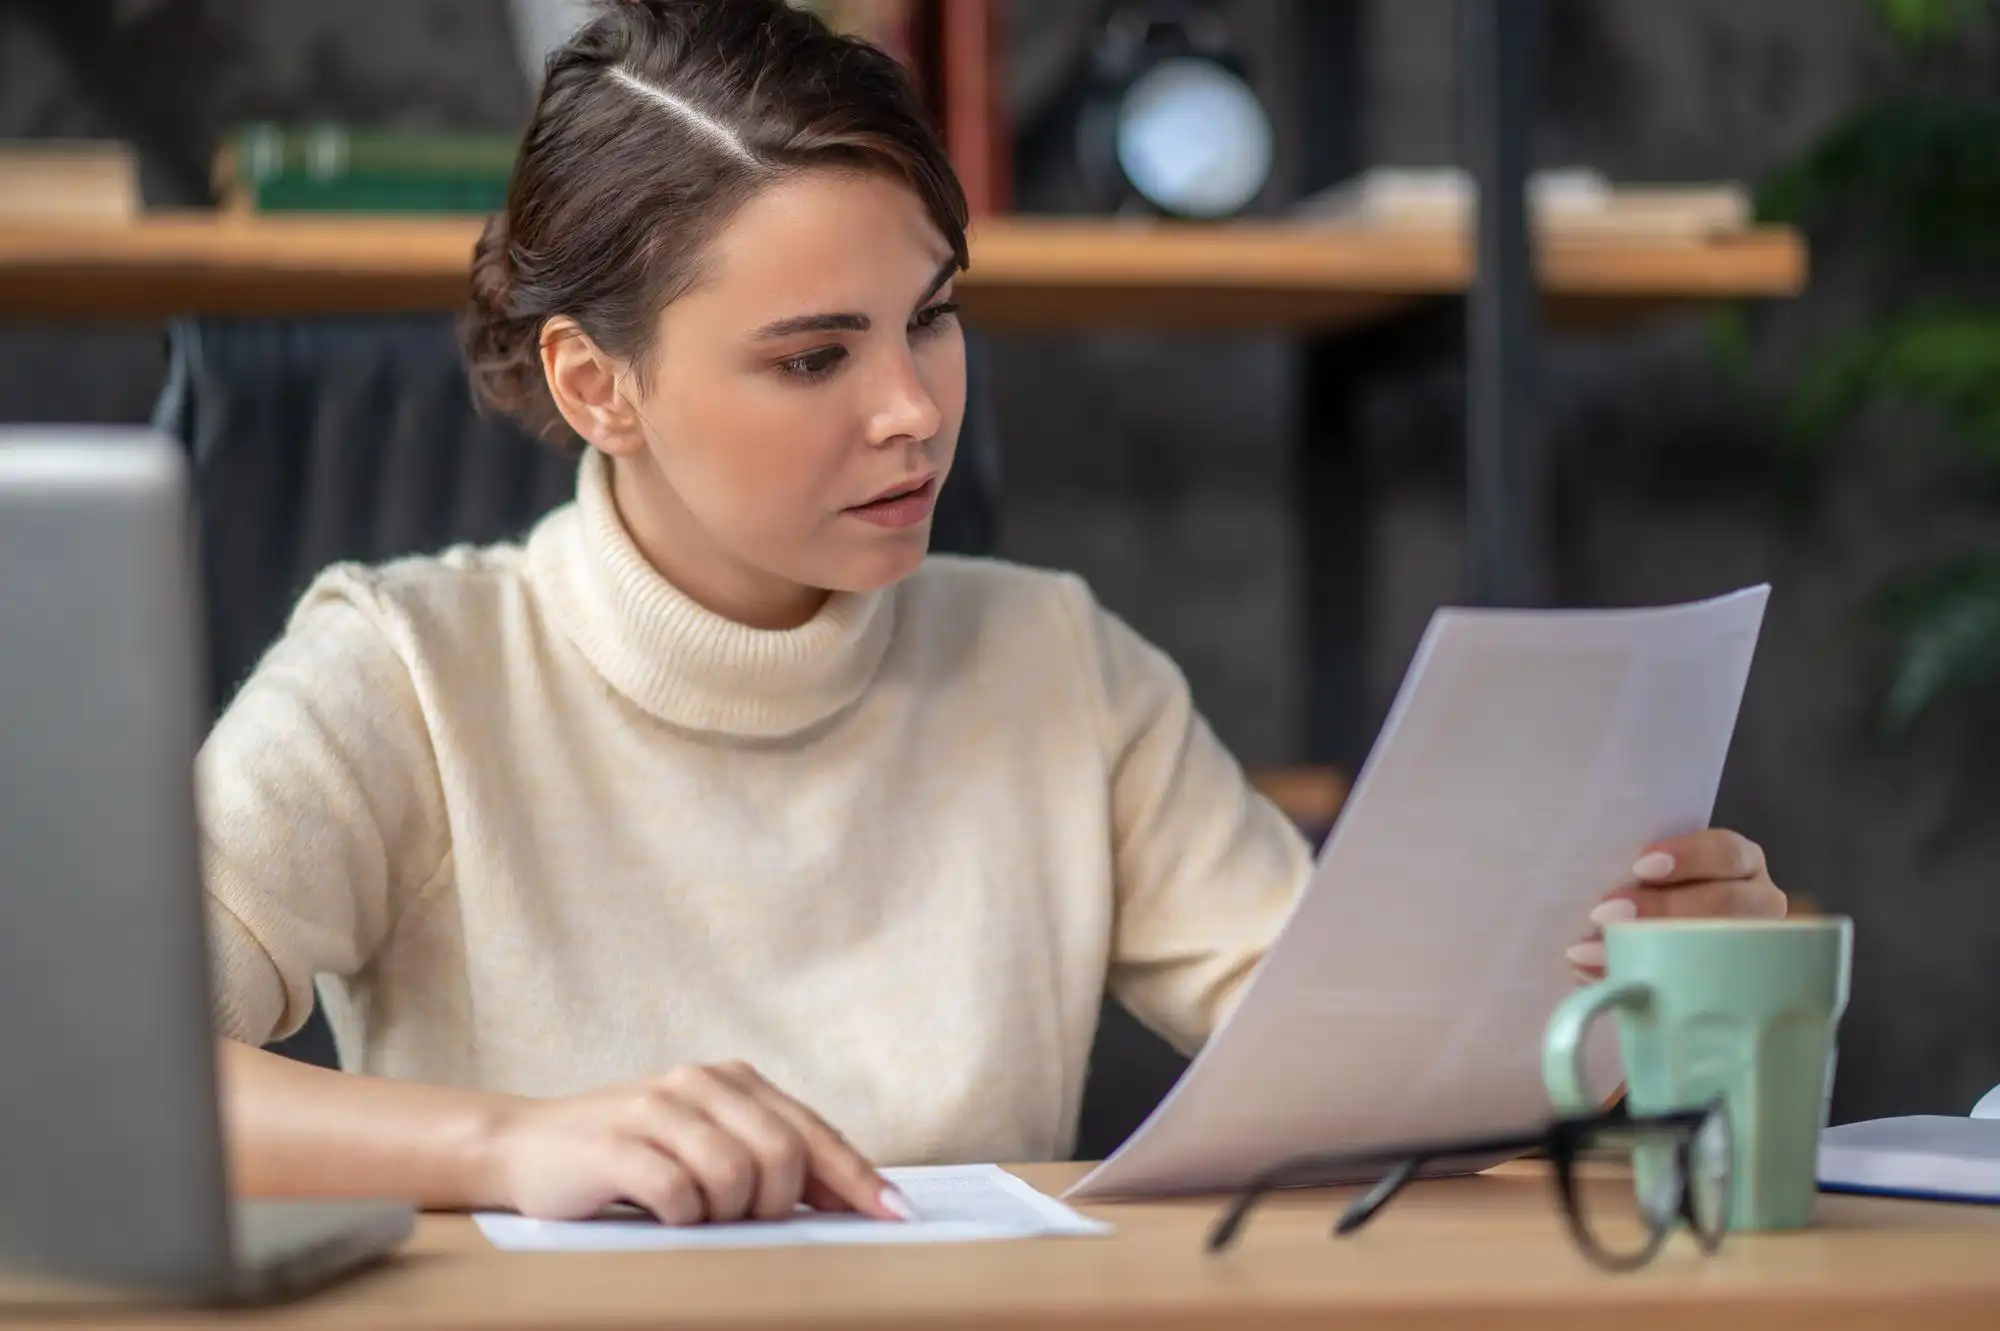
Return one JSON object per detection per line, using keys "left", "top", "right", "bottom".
{"left": 0, "top": 215, "right": 1804, "bottom": 330}
{"left": 9, "top": 1163, "right": 1998, "bottom": 1330}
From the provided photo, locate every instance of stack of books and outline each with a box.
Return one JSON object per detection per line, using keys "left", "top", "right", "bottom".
{"left": 212, "top": 123, "right": 516, "bottom": 214}
{"left": 212, "top": 0, "right": 1012, "bottom": 220}
{"left": 1294, "top": 167, "right": 1753, "bottom": 240}
{"left": 0, "top": 141, "right": 140, "bottom": 224}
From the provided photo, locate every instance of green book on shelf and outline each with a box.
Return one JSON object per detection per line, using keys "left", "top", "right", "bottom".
{"left": 242, "top": 175, "right": 510, "bottom": 214}
{"left": 220, "top": 122, "right": 516, "bottom": 214}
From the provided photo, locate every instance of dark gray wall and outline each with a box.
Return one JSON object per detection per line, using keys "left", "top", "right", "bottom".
{"left": 995, "top": 0, "right": 2000, "bottom": 1125}
{"left": 4, "top": 0, "right": 1995, "bottom": 1122}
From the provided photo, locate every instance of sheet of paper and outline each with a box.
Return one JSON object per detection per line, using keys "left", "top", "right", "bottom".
{"left": 473, "top": 1164, "right": 1110, "bottom": 1251}
{"left": 1071, "top": 586, "right": 1770, "bottom": 1200}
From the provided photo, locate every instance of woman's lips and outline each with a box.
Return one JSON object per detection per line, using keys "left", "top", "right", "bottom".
{"left": 845, "top": 477, "right": 938, "bottom": 529}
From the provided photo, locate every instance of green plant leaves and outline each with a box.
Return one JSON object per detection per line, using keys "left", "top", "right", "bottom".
{"left": 1870, "top": 0, "right": 1991, "bottom": 51}
{"left": 1874, "top": 556, "right": 2000, "bottom": 732}
{"left": 1784, "top": 311, "right": 2000, "bottom": 461}
{"left": 1755, "top": 97, "right": 2000, "bottom": 263}
{"left": 1725, "top": 5, "right": 2000, "bottom": 733}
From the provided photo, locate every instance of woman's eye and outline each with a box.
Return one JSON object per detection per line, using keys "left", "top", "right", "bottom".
{"left": 911, "top": 300, "right": 960, "bottom": 335}
{"left": 780, "top": 346, "right": 846, "bottom": 382}
{"left": 778, "top": 303, "right": 955, "bottom": 383}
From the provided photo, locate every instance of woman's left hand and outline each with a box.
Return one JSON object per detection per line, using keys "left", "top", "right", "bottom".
{"left": 1567, "top": 829, "right": 1787, "bottom": 978}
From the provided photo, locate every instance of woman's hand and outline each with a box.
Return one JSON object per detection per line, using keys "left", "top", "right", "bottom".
{"left": 1567, "top": 829, "right": 1787, "bottom": 978}
{"left": 478, "top": 1060, "right": 910, "bottom": 1224}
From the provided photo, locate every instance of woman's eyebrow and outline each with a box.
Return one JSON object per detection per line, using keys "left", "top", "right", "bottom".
{"left": 748, "top": 259, "right": 958, "bottom": 342}
{"left": 913, "top": 257, "right": 957, "bottom": 307}
{"left": 752, "top": 311, "right": 869, "bottom": 340}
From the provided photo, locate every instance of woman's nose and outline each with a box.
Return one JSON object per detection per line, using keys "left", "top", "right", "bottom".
{"left": 866, "top": 352, "right": 943, "bottom": 447}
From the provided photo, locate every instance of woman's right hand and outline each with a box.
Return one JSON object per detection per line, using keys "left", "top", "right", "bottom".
{"left": 478, "top": 1060, "right": 910, "bottom": 1224}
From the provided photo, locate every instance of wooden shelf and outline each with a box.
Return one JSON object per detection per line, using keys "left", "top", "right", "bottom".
{"left": 1248, "top": 763, "right": 1349, "bottom": 832}
{"left": 0, "top": 214, "right": 1804, "bottom": 330}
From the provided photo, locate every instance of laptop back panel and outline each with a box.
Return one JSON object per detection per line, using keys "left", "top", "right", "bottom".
{"left": 0, "top": 429, "right": 234, "bottom": 1294}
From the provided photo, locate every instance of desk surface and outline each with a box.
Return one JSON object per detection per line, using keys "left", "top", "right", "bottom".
{"left": 8, "top": 1162, "right": 1999, "bottom": 1331}
{"left": 0, "top": 215, "right": 1806, "bottom": 330}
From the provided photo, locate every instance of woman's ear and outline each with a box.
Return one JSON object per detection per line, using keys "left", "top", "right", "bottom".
{"left": 541, "top": 316, "right": 646, "bottom": 457}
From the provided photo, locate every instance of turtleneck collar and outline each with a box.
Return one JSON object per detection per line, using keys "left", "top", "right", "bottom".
{"left": 526, "top": 449, "right": 896, "bottom": 739}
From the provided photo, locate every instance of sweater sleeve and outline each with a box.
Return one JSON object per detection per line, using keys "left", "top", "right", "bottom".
{"left": 1069, "top": 582, "right": 1315, "bottom": 1055}
{"left": 195, "top": 572, "right": 449, "bottom": 1046}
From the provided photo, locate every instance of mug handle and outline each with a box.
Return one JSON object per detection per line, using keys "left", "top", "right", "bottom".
{"left": 1543, "top": 979, "right": 1652, "bottom": 1114}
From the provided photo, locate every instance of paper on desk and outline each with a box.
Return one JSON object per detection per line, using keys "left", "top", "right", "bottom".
{"left": 473, "top": 1164, "right": 1110, "bottom": 1251}
{"left": 1070, "top": 586, "right": 1770, "bottom": 1200}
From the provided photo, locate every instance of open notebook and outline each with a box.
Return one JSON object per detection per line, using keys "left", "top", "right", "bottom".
{"left": 1817, "top": 1086, "right": 2000, "bottom": 1204}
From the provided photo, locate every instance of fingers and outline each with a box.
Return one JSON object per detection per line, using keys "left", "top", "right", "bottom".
{"left": 1567, "top": 828, "right": 1786, "bottom": 977}
{"left": 1580, "top": 874, "right": 1786, "bottom": 938}
{"left": 629, "top": 1082, "right": 763, "bottom": 1222}
{"left": 601, "top": 1139, "right": 704, "bottom": 1226}
{"left": 1634, "top": 829, "right": 1766, "bottom": 885}
{"left": 667, "top": 1066, "right": 809, "bottom": 1221}
{"left": 1630, "top": 875, "right": 1785, "bottom": 921}
{"left": 708, "top": 1061, "right": 906, "bottom": 1220}
{"left": 496, "top": 1064, "right": 901, "bottom": 1226}
{"left": 1570, "top": 877, "right": 1786, "bottom": 971}
{"left": 1610, "top": 828, "right": 1786, "bottom": 920}
{"left": 1566, "top": 938, "right": 1606, "bottom": 979}
{"left": 598, "top": 1061, "right": 901, "bottom": 1225}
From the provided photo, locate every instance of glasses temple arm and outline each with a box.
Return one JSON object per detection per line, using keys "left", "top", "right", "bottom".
{"left": 1334, "top": 1156, "right": 1424, "bottom": 1236}
{"left": 1207, "top": 1174, "right": 1282, "bottom": 1252}
{"left": 1206, "top": 1127, "right": 1559, "bottom": 1253}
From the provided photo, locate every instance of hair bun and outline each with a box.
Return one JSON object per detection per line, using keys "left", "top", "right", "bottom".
{"left": 461, "top": 212, "right": 569, "bottom": 445}
{"left": 467, "top": 211, "right": 514, "bottom": 315}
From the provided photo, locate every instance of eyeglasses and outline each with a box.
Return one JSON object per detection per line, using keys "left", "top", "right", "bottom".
{"left": 1206, "top": 1099, "right": 1731, "bottom": 1272}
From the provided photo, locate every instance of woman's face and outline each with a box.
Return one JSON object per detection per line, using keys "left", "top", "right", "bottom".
{"left": 596, "top": 168, "right": 965, "bottom": 627}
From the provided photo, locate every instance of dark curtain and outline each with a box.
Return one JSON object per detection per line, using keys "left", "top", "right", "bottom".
{"left": 154, "top": 313, "right": 1176, "bottom": 1158}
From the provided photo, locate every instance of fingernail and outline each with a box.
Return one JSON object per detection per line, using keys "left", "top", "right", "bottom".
{"left": 1632, "top": 852, "right": 1676, "bottom": 882}
{"left": 1589, "top": 897, "right": 1639, "bottom": 927}
{"left": 1566, "top": 940, "right": 1605, "bottom": 970}
{"left": 879, "top": 1186, "right": 915, "bottom": 1221}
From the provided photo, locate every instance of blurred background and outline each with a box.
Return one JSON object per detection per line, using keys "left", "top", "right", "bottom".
{"left": 1, "top": 0, "right": 1997, "bottom": 1136}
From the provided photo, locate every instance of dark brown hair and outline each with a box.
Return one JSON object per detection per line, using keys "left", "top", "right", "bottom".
{"left": 463, "top": 0, "right": 969, "bottom": 451}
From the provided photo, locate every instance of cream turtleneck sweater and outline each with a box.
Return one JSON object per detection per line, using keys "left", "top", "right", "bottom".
{"left": 198, "top": 450, "right": 1311, "bottom": 1165}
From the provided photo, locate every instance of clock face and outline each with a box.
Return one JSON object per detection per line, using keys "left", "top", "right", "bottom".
{"left": 1114, "top": 55, "right": 1274, "bottom": 218}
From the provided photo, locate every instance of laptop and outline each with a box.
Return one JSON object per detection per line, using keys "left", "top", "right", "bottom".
{"left": 0, "top": 427, "right": 415, "bottom": 1304}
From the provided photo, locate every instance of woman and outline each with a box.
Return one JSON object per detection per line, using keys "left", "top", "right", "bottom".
{"left": 205, "top": 0, "right": 1785, "bottom": 1228}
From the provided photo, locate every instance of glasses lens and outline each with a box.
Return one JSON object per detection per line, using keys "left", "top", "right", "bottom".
{"left": 1685, "top": 1107, "right": 1733, "bottom": 1248}
{"left": 1568, "top": 1126, "right": 1678, "bottom": 1268}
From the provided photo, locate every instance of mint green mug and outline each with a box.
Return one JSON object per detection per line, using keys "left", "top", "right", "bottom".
{"left": 1542, "top": 917, "right": 1853, "bottom": 1231}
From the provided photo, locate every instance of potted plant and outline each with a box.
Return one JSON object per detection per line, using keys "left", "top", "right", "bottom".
{"left": 1722, "top": 0, "right": 2000, "bottom": 733}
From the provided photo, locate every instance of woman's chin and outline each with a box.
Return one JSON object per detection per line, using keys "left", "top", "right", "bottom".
{"left": 823, "top": 530, "right": 934, "bottom": 593}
